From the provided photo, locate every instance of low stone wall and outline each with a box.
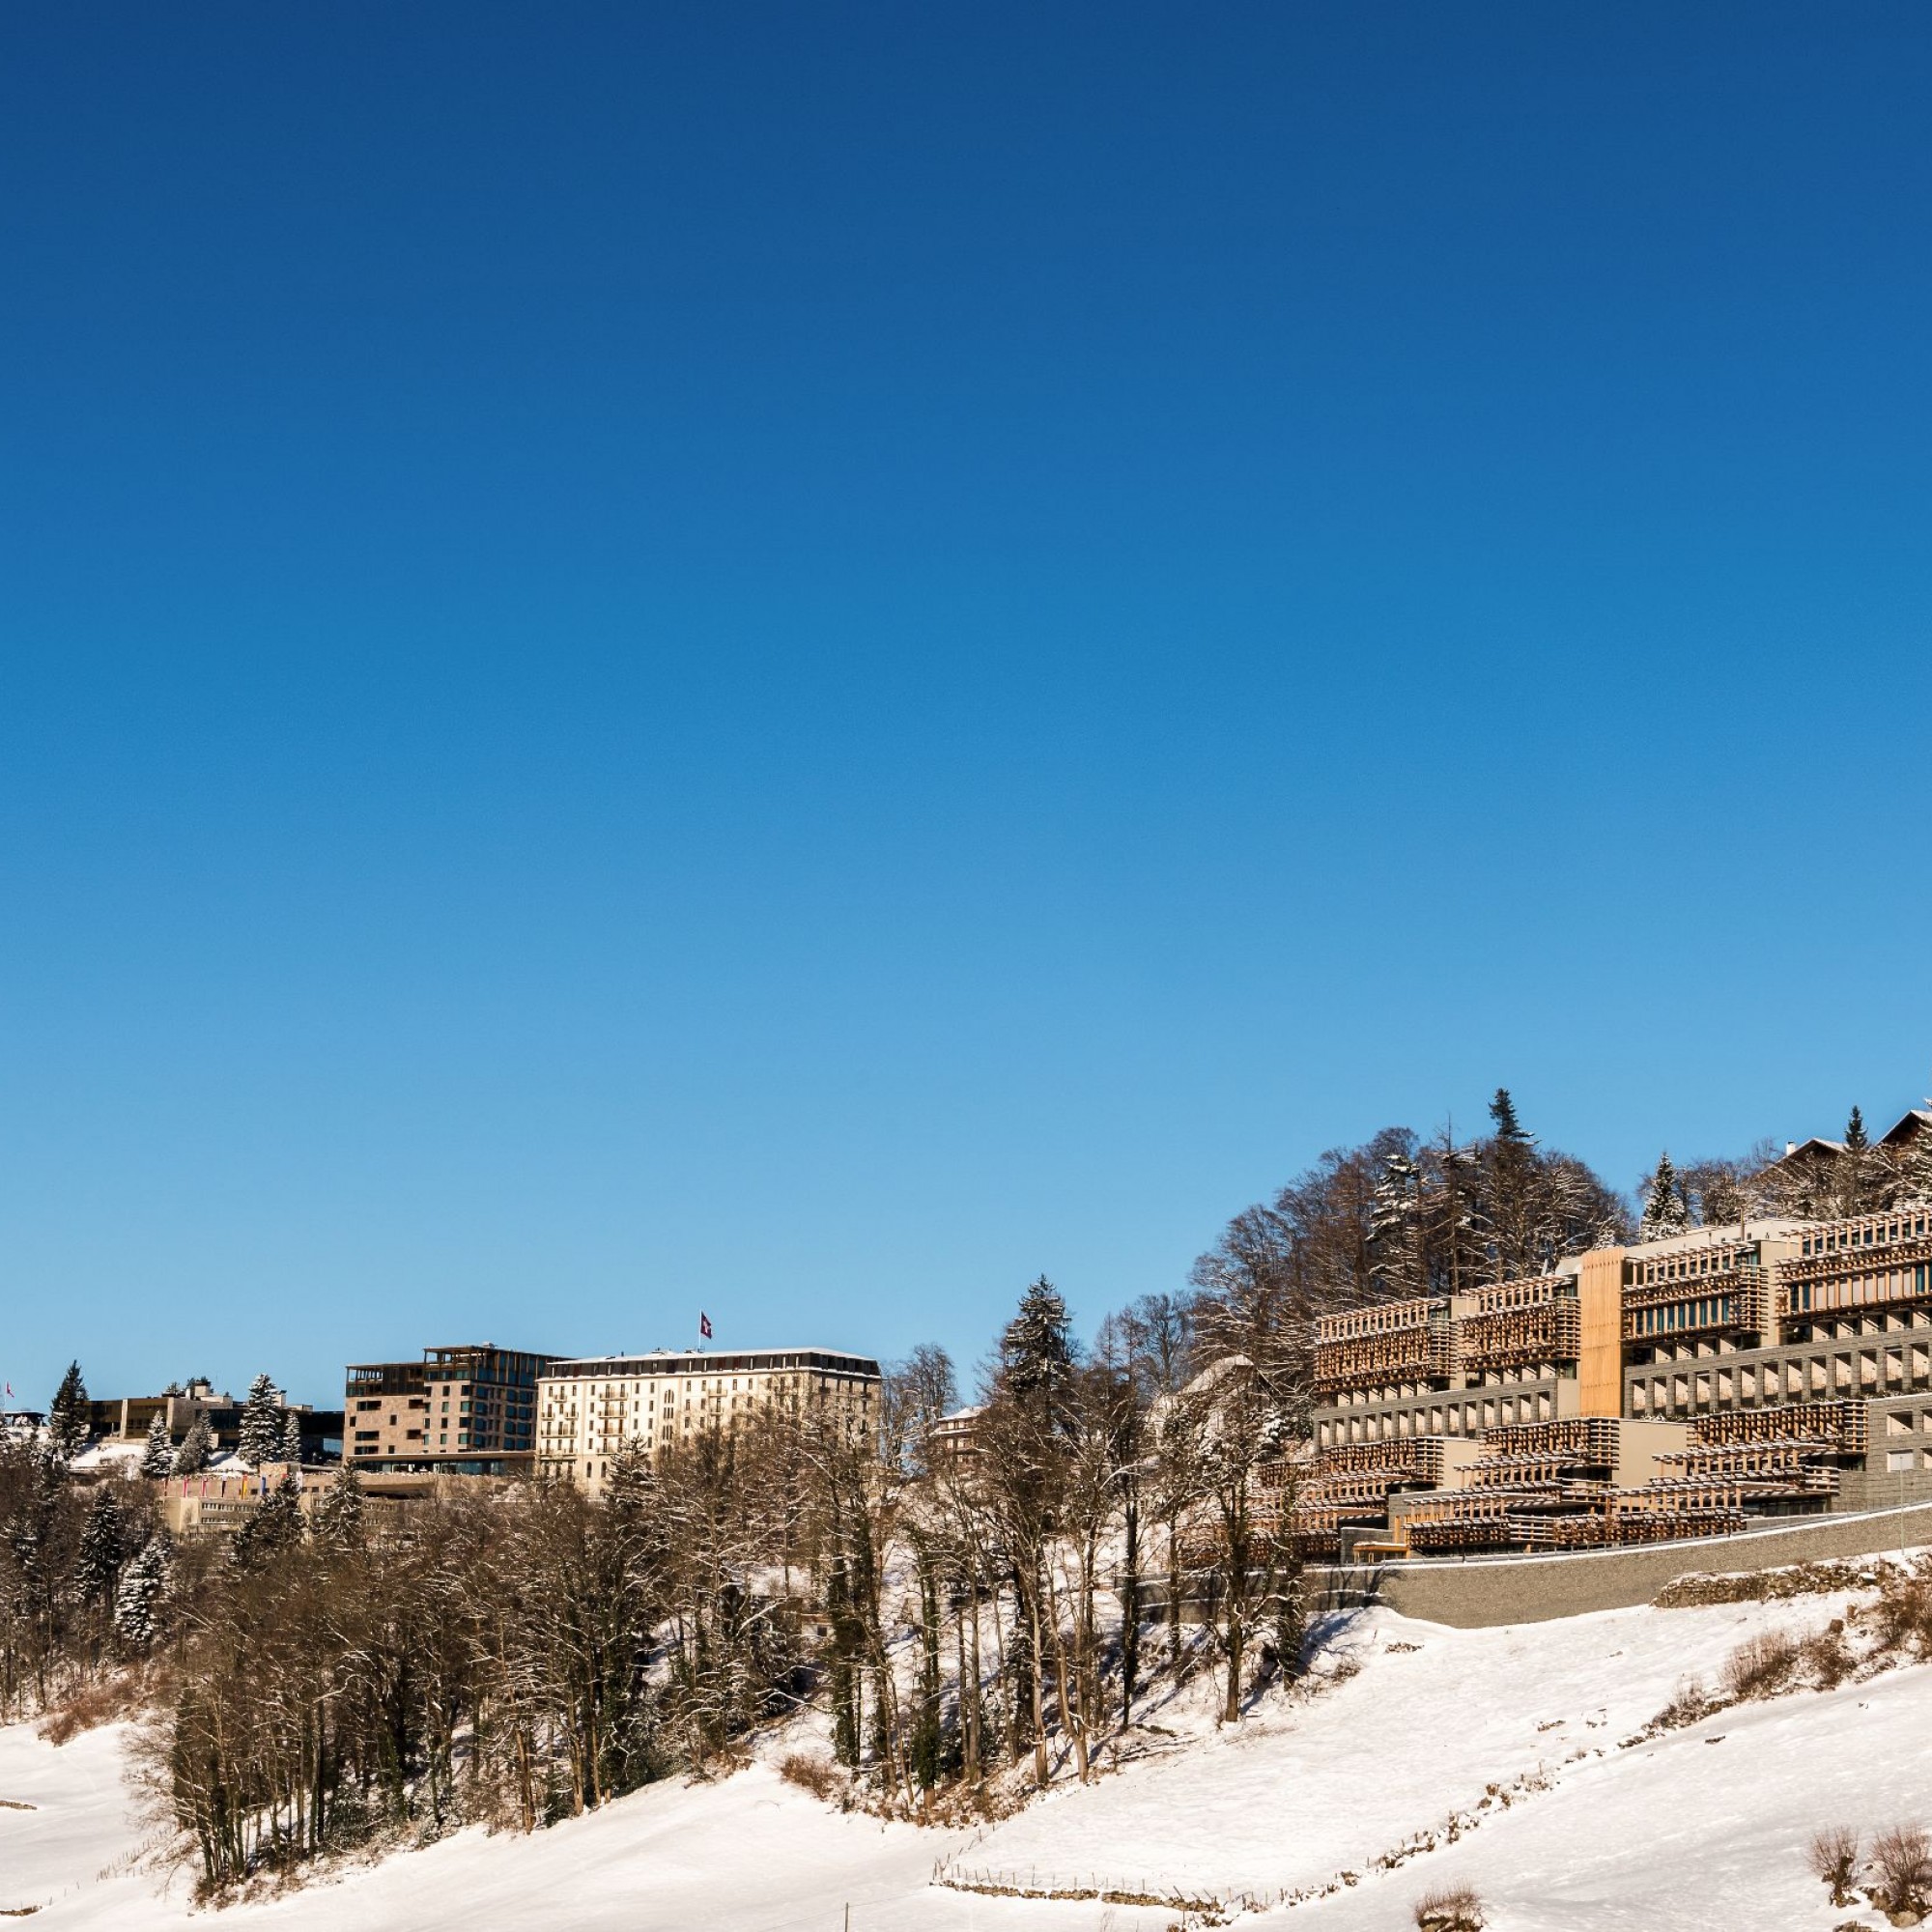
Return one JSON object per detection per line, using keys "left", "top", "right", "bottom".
{"left": 1307, "top": 1501, "right": 1932, "bottom": 1629}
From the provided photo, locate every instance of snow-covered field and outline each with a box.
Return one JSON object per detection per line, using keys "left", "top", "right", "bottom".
{"left": 4, "top": 1579, "right": 1924, "bottom": 1930}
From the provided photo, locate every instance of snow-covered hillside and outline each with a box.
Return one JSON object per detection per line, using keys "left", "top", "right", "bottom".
{"left": 4, "top": 1575, "right": 1924, "bottom": 1930}
{"left": 952, "top": 1584, "right": 1918, "bottom": 1926}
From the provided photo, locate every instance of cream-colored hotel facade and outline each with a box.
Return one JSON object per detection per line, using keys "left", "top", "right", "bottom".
{"left": 536, "top": 1346, "right": 880, "bottom": 1494}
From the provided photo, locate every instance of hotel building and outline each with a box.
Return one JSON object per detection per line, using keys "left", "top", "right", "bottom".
{"left": 344, "top": 1343, "right": 558, "bottom": 1477}
{"left": 537, "top": 1346, "right": 881, "bottom": 1494}
{"left": 1295, "top": 1199, "right": 1932, "bottom": 1559}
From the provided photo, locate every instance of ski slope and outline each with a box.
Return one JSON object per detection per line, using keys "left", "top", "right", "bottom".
{"left": 2, "top": 1579, "right": 1923, "bottom": 1931}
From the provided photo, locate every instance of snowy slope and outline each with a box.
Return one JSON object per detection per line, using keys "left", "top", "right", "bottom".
{"left": 0, "top": 1721, "right": 153, "bottom": 1915}
{"left": 1288, "top": 1662, "right": 1923, "bottom": 1932}
{"left": 952, "top": 1593, "right": 1861, "bottom": 1907}
{"left": 0, "top": 1721, "right": 1168, "bottom": 1932}
{"left": 3, "top": 1581, "right": 1925, "bottom": 1932}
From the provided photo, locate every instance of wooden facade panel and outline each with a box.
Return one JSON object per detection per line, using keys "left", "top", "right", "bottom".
{"left": 1577, "top": 1245, "right": 1625, "bottom": 1416}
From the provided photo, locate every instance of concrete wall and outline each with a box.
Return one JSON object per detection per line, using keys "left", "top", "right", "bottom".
{"left": 1313, "top": 1377, "right": 1571, "bottom": 1451}
{"left": 1306, "top": 1501, "right": 1932, "bottom": 1629}
{"left": 1625, "top": 1330, "right": 1932, "bottom": 1424}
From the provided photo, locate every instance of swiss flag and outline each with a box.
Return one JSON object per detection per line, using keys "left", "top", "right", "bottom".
{"left": 699, "top": 1312, "right": 713, "bottom": 1341}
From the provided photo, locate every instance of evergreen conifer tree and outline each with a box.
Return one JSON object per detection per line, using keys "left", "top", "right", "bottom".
{"left": 238, "top": 1373, "right": 282, "bottom": 1466}
{"left": 232, "top": 1470, "right": 304, "bottom": 1568}
{"left": 1639, "top": 1151, "right": 1693, "bottom": 1242}
{"left": 1484, "top": 1088, "right": 1540, "bottom": 1279}
{"left": 1842, "top": 1105, "right": 1875, "bottom": 1216}
{"left": 74, "top": 1487, "right": 127, "bottom": 1606}
{"left": 46, "top": 1360, "right": 90, "bottom": 1463}
{"left": 1368, "top": 1141, "right": 1424, "bottom": 1297}
{"left": 278, "top": 1408, "right": 303, "bottom": 1466}
{"left": 140, "top": 1409, "right": 174, "bottom": 1477}
{"left": 173, "top": 1414, "right": 213, "bottom": 1474}
{"left": 1489, "top": 1087, "right": 1530, "bottom": 1146}
{"left": 7, "top": 1451, "right": 64, "bottom": 1632}
{"left": 999, "top": 1276, "right": 1076, "bottom": 1423}
{"left": 312, "top": 1461, "right": 366, "bottom": 1550}
{"left": 113, "top": 1533, "right": 172, "bottom": 1650}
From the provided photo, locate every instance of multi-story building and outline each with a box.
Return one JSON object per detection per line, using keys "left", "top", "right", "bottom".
{"left": 928, "top": 1404, "right": 986, "bottom": 1476}
{"left": 345, "top": 1344, "right": 557, "bottom": 1477}
{"left": 88, "top": 1379, "right": 344, "bottom": 1463}
{"left": 1297, "top": 1206, "right": 1932, "bottom": 1560}
{"left": 537, "top": 1346, "right": 881, "bottom": 1494}
{"left": 1626, "top": 1206, "right": 1932, "bottom": 1431}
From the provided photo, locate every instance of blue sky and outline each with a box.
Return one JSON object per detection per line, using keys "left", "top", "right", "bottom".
{"left": 4, "top": 4, "right": 1929, "bottom": 1411}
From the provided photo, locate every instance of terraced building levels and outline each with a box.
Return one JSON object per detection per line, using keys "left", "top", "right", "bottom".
{"left": 1302, "top": 1207, "right": 1932, "bottom": 1558}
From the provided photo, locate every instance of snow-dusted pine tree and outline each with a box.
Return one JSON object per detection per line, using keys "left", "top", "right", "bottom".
{"left": 312, "top": 1461, "right": 366, "bottom": 1550}
{"left": 998, "top": 1275, "right": 1075, "bottom": 1420}
{"left": 140, "top": 1409, "right": 174, "bottom": 1477}
{"left": 1639, "top": 1151, "right": 1693, "bottom": 1242}
{"left": 231, "top": 1471, "right": 304, "bottom": 1569}
{"left": 74, "top": 1487, "right": 127, "bottom": 1606}
{"left": 278, "top": 1408, "right": 303, "bottom": 1466}
{"left": 172, "top": 1413, "right": 213, "bottom": 1474}
{"left": 113, "top": 1533, "right": 172, "bottom": 1650}
{"left": 1368, "top": 1138, "right": 1424, "bottom": 1298}
{"left": 46, "top": 1360, "right": 90, "bottom": 1463}
{"left": 238, "top": 1374, "right": 283, "bottom": 1466}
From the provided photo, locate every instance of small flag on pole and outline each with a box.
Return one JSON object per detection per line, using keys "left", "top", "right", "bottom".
{"left": 699, "top": 1312, "right": 713, "bottom": 1341}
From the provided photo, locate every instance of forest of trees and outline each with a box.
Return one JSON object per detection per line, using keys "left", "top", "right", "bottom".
{"left": 0, "top": 1285, "right": 1294, "bottom": 1895}
{"left": 1637, "top": 1104, "right": 1932, "bottom": 1236}
{"left": 3, "top": 1089, "right": 1925, "bottom": 1896}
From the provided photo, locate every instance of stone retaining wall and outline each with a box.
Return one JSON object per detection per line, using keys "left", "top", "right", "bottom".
{"left": 1305, "top": 1501, "right": 1932, "bottom": 1628}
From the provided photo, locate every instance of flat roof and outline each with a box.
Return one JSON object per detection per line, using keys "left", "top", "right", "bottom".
{"left": 544, "top": 1347, "right": 881, "bottom": 1376}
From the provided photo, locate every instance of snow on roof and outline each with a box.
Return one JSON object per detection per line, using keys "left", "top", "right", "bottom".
{"left": 1776, "top": 1135, "right": 1845, "bottom": 1163}
{"left": 1772, "top": 1109, "right": 1930, "bottom": 1163}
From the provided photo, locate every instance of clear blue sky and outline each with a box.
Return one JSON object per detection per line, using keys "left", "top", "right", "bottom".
{"left": 4, "top": 4, "right": 1929, "bottom": 1412}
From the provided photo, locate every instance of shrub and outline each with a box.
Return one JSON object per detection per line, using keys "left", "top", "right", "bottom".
{"left": 1871, "top": 1564, "right": 1932, "bottom": 1663}
{"left": 778, "top": 1751, "right": 845, "bottom": 1804}
{"left": 1720, "top": 1630, "right": 1799, "bottom": 1701}
{"left": 1870, "top": 1824, "right": 1932, "bottom": 1921}
{"left": 1802, "top": 1623, "right": 1855, "bottom": 1691}
{"left": 1809, "top": 1825, "right": 1862, "bottom": 1908}
{"left": 1414, "top": 1883, "right": 1486, "bottom": 1931}
{"left": 36, "top": 1672, "right": 144, "bottom": 1746}
{"left": 1653, "top": 1674, "right": 1712, "bottom": 1730}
